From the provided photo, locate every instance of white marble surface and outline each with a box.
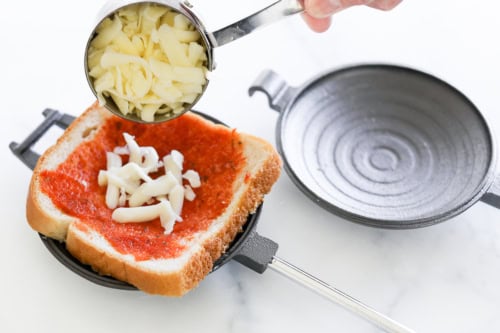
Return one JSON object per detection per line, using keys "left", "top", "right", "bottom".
{"left": 2, "top": 1, "right": 500, "bottom": 332}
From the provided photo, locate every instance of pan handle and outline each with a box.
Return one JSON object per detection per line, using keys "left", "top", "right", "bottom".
{"left": 9, "top": 109, "right": 75, "bottom": 170}
{"left": 268, "top": 257, "right": 415, "bottom": 333}
{"left": 248, "top": 69, "right": 297, "bottom": 113}
{"left": 234, "top": 232, "right": 415, "bottom": 333}
{"left": 481, "top": 174, "right": 500, "bottom": 208}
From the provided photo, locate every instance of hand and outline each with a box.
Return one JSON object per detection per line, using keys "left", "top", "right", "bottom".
{"left": 302, "top": 0, "right": 403, "bottom": 32}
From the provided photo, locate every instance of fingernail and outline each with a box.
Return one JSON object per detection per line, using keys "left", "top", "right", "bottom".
{"left": 327, "top": 0, "right": 343, "bottom": 13}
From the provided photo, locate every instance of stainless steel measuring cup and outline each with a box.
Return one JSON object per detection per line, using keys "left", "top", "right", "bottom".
{"left": 249, "top": 64, "right": 500, "bottom": 228}
{"left": 84, "top": 0, "right": 304, "bottom": 123}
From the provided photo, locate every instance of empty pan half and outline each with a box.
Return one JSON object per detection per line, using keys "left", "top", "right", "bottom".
{"left": 250, "top": 64, "right": 500, "bottom": 228}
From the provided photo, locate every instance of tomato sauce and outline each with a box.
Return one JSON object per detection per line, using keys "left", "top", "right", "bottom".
{"left": 40, "top": 113, "right": 246, "bottom": 261}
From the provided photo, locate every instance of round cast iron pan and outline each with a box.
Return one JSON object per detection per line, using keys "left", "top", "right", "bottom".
{"left": 250, "top": 64, "right": 499, "bottom": 228}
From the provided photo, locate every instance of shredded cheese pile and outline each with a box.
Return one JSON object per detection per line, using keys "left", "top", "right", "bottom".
{"left": 87, "top": 3, "right": 208, "bottom": 122}
{"left": 98, "top": 133, "right": 201, "bottom": 234}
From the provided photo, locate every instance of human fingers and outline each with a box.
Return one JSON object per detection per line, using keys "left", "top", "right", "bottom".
{"left": 366, "top": 0, "right": 403, "bottom": 11}
{"left": 301, "top": 0, "right": 402, "bottom": 32}
{"left": 304, "top": 0, "right": 372, "bottom": 19}
{"left": 301, "top": 12, "right": 332, "bottom": 32}
{"left": 304, "top": 0, "right": 402, "bottom": 19}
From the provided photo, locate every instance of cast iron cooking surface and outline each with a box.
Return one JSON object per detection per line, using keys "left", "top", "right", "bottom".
{"left": 278, "top": 65, "right": 493, "bottom": 228}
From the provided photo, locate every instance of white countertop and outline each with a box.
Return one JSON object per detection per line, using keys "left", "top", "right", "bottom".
{"left": 3, "top": 1, "right": 500, "bottom": 332}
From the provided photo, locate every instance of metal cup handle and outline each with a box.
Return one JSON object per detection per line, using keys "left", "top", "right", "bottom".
{"left": 210, "top": 0, "right": 303, "bottom": 47}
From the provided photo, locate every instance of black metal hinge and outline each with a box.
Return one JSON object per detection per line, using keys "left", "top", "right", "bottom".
{"left": 9, "top": 109, "right": 75, "bottom": 170}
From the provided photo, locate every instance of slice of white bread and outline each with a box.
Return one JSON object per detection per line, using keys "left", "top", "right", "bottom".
{"left": 26, "top": 102, "right": 281, "bottom": 296}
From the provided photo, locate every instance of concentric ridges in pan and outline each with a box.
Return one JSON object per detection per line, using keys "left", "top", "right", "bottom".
{"left": 279, "top": 66, "right": 492, "bottom": 226}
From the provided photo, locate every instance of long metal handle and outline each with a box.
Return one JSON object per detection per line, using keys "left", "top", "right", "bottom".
{"left": 268, "top": 256, "right": 416, "bottom": 333}
{"left": 211, "top": 0, "right": 303, "bottom": 47}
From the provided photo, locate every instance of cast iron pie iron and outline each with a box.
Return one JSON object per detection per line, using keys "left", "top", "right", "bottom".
{"left": 10, "top": 109, "right": 414, "bottom": 333}
{"left": 250, "top": 64, "right": 500, "bottom": 228}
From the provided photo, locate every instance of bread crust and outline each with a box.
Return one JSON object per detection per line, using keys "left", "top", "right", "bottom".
{"left": 66, "top": 223, "right": 213, "bottom": 296}
{"left": 27, "top": 103, "right": 111, "bottom": 241}
{"left": 26, "top": 103, "right": 281, "bottom": 296}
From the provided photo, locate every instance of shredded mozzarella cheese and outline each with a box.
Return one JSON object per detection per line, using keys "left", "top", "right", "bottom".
{"left": 99, "top": 133, "right": 201, "bottom": 234}
{"left": 87, "top": 3, "right": 208, "bottom": 121}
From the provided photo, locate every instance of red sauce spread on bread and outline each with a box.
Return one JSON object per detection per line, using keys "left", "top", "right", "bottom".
{"left": 40, "top": 113, "right": 245, "bottom": 261}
